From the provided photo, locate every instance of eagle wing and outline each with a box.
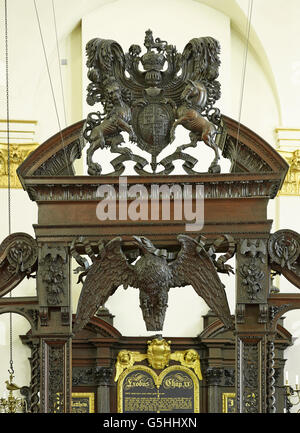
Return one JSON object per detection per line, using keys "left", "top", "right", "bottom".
{"left": 169, "top": 235, "right": 233, "bottom": 329}
{"left": 73, "top": 237, "right": 136, "bottom": 334}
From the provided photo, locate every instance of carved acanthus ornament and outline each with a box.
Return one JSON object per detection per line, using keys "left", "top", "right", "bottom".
{"left": 0, "top": 233, "right": 38, "bottom": 297}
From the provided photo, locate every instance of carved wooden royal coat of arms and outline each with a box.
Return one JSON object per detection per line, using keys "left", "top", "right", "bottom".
{"left": 82, "top": 29, "right": 222, "bottom": 176}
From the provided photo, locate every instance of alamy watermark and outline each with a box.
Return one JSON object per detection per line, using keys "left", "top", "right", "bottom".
{"left": 96, "top": 177, "right": 204, "bottom": 232}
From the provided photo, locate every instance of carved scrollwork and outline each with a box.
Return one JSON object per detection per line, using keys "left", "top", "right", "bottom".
{"left": 83, "top": 30, "right": 225, "bottom": 176}
{"left": 47, "top": 343, "right": 65, "bottom": 413}
{"left": 242, "top": 343, "right": 259, "bottom": 413}
{"left": 0, "top": 233, "right": 38, "bottom": 297}
{"left": 268, "top": 230, "right": 300, "bottom": 270}
{"left": 205, "top": 367, "right": 223, "bottom": 386}
{"left": 268, "top": 230, "right": 300, "bottom": 289}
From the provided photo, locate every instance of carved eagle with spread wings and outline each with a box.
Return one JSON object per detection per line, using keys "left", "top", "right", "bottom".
{"left": 72, "top": 235, "right": 234, "bottom": 334}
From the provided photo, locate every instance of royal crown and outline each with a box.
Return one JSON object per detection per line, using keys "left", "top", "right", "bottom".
{"left": 141, "top": 29, "right": 167, "bottom": 71}
{"left": 141, "top": 50, "right": 166, "bottom": 71}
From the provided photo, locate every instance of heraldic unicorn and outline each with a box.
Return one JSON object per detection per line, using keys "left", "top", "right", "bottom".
{"left": 82, "top": 29, "right": 223, "bottom": 176}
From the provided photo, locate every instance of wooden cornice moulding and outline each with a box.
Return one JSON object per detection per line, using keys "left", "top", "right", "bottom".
{"left": 23, "top": 175, "right": 282, "bottom": 202}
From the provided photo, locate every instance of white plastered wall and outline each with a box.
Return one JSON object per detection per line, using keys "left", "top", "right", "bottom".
{"left": 0, "top": 0, "right": 298, "bottom": 410}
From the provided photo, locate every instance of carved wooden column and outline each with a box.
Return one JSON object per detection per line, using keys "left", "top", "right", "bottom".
{"left": 95, "top": 367, "right": 113, "bottom": 413}
{"left": 235, "top": 239, "right": 270, "bottom": 413}
{"left": 37, "top": 243, "right": 72, "bottom": 413}
{"left": 28, "top": 338, "right": 40, "bottom": 413}
{"left": 205, "top": 367, "right": 223, "bottom": 413}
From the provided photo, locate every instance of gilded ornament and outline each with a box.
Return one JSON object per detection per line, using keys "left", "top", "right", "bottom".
{"left": 147, "top": 338, "right": 171, "bottom": 370}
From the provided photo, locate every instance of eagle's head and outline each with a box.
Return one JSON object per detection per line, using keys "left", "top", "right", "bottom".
{"left": 132, "top": 236, "right": 167, "bottom": 257}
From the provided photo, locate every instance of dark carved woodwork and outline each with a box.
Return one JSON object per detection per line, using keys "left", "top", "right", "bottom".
{"left": 205, "top": 367, "right": 223, "bottom": 386}
{"left": 266, "top": 340, "right": 276, "bottom": 413}
{"left": 224, "top": 368, "right": 235, "bottom": 387}
{"left": 17, "top": 112, "right": 288, "bottom": 185}
{"left": 268, "top": 230, "right": 300, "bottom": 289}
{"left": 0, "top": 233, "right": 38, "bottom": 297}
{"left": 72, "top": 367, "right": 95, "bottom": 386}
{"left": 95, "top": 367, "right": 113, "bottom": 386}
{"left": 26, "top": 339, "right": 40, "bottom": 413}
{"left": 82, "top": 31, "right": 223, "bottom": 176}
{"left": 221, "top": 116, "right": 288, "bottom": 179}
{"left": 237, "top": 238, "right": 268, "bottom": 304}
{"left": 2, "top": 29, "right": 297, "bottom": 415}
{"left": 72, "top": 235, "right": 234, "bottom": 333}
{"left": 40, "top": 339, "right": 72, "bottom": 413}
{"left": 48, "top": 343, "right": 65, "bottom": 413}
{"left": 237, "top": 338, "right": 264, "bottom": 413}
{"left": 38, "top": 244, "right": 69, "bottom": 307}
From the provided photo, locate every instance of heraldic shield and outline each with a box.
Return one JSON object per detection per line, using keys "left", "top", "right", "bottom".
{"left": 82, "top": 29, "right": 223, "bottom": 175}
{"left": 132, "top": 95, "right": 175, "bottom": 157}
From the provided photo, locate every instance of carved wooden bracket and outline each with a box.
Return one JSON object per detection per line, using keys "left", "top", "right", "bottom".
{"left": 0, "top": 232, "right": 38, "bottom": 297}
